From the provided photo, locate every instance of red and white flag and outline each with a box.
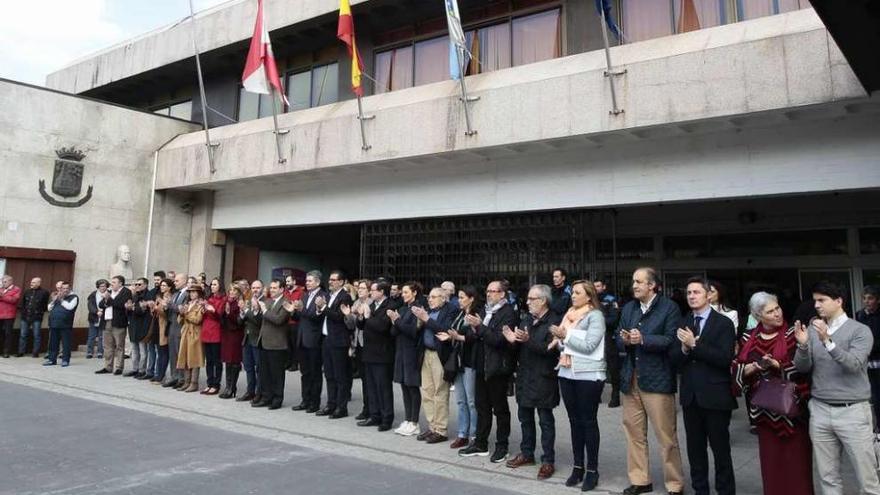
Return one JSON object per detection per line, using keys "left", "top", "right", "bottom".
{"left": 241, "top": 0, "right": 289, "bottom": 105}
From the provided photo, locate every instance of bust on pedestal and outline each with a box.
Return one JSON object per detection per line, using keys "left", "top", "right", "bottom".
{"left": 108, "top": 244, "right": 134, "bottom": 282}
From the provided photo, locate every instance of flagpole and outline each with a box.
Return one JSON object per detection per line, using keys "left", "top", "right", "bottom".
{"left": 270, "top": 87, "right": 288, "bottom": 164}
{"left": 355, "top": 95, "right": 373, "bottom": 151}
{"left": 599, "top": 6, "right": 625, "bottom": 116}
{"left": 188, "top": 0, "right": 218, "bottom": 173}
{"left": 457, "top": 46, "right": 478, "bottom": 136}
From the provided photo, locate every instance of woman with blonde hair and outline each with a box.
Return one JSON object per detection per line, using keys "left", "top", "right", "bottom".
{"left": 176, "top": 284, "right": 206, "bottom": 393}
{"left": 550, "top": 280, "right": 606, "bottom": 491}
{"left": 150, "top": 278, "right": 173, "bottom": 385}
{"left": 219, "top": 283, "right": 245, "bottom": 399}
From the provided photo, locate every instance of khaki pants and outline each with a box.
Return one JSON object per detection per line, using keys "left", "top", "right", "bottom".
{"left": 103, "top": 326, "right": 127, "bottom": 372}
{"left": 809, "top": 399, "right": 880, "bottom": 495}
{"left": 621, "top": 375, "right": 684, "bottom": 492}
{"left": 420, "top": 350, "right": 450, "bottom": 436}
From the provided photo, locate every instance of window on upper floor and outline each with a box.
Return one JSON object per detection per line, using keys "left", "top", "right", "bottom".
{"left": 152, "top": 100, "right": 192, "bottom": 120}
{"left": 285, "top": 62, "right": 339, "bottom": 113}
{"left": 237, "top": 87, "right": 282, "bottom": 122}
{"left": 619, "top": 0, "right": 810, "bottom": 43}
{"left": 374, "top": 7, "right": 560, "bottom": 94}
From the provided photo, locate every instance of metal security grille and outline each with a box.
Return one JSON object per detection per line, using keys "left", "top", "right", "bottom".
{"left": 360, "top": 210, "right": 613, "bottom": 293}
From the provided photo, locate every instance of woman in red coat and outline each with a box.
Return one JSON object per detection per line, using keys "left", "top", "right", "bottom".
{"left": 731, "top": 291, "right": 813, "bottom": 495}
{"left": 219, "top": 283, "right": 245, "bottom": 399}
{"left": 201, "top": 278, "right": 225, "bottom": 395}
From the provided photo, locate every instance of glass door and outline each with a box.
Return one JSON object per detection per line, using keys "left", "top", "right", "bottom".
{"left": 798, "top": 269, "right": 854, "bottom": 315}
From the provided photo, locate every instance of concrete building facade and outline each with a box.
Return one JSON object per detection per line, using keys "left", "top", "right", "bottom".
{"left": 1, "top": 0, "right": 875, "bottom": 330}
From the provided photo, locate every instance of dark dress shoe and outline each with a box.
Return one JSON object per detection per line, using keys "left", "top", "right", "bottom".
{"left": 449, "top": 437, "right": 469, "bottom": 449}
{"left": 95, "top": 368, "right": 111, "bottom": 374}
{"left": 291, "top": 403, "right": 308, "bottom": 411}
{"left": 425, "top": 433, "right": 448, "bottom": 444}
{"left": 505, "top": 453, "right": 536, "bottom": 468}
{"left": 329, "top": 409, "right": 348, "bottom": 419}
{"left": 251, "top": 400, "right": 270, "bottom": 408}
{"left": 315, "top": 407, "right": 333, "bottom": 416}
{"left": 15, "top": 353, "right": 23, "bottom": 358}
{"left": 306, "top": 405, "right": 320, "bottom": 413}
{"left": 354, "top": 410, "right": 369, "bottom": 421}
{"left": 162, "top": 380, "right": 178, "bottom": 388}
{"left": 582, "top": 470, "right": 599, "bottom": 490}
{"left": 357, "top": 418, "right": 380, "bottom": 427}
{"left": 113, "top": 370, "right": 123, "bottom": 375}
{"left": 622, "top": 484, "right": 653, "bottom": 495}
{"left": 123, "top": 371, "right": 138, "bottom": 377}
{"left": 537, "top": 463, "right": 555, "bottom": 480}
{"left": 377, "top": 424, "right": 392, "bottom": 432}
{"left": 565, "top": 467, "right": 585, "bottom": 487}
{"left": 268, "top": 402, "right": 282, "bottom": 410}
{"left": 236, "top": 392, "right": 255, "bottom": 402}
{"left": 416, "top": 430, "right": 434, "bottom": 441}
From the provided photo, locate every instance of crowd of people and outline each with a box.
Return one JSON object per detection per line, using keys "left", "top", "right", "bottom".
{"left": 1, "top": 268, "right": 879, "bottom": 495}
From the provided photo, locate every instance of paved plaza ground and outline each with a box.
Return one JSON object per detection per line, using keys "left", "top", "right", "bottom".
{"left": 0, "top": 353, "right": 855, "bottom": 494}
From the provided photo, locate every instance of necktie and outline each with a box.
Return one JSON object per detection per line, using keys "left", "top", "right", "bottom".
{"left": 693, "top": 316, "right": 703, "bottom": 337}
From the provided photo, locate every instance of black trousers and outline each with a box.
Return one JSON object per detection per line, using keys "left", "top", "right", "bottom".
{"left": 560, "top": 377, "right": 604, "bottom": 470}
{"left": 259, "top": 347, "right": 287, "bottom": 406}
{"left": 604, "top": 327, "right": 621, "bottom": 393}
{"left": 300, "top": 345, "right": 323, "bottom": 407}
{"left": 204, "top": 342, "right": 222, "bottom": 388}
{"left": 518, "top": 405, "right": 556, "bottom": 463}
{"left": 365, "top": 362, "right": 394, "bottom": 426}
{"left": 869, "top": 369, "right": 880, "bottom": 431}
{"left": 475, "top": 373, "right": 511, "bottom": 450}
{"left": 683, "top": 405, "right": 735, "bottom": 495}
{"left": 0, "top": 319, "right": 14, "bottom": 355}
{"left": 287, "top": 324, "right": 299, "bottom": 368}
{"left": 400, "top": 384, "right": 421, "bottom": 422}
{"left": 323, "top": 345, "right": 351, "bottom": 410}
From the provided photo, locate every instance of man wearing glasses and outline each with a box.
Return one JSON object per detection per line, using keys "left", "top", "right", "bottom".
{"left": 316, "top": 271, "right": 354, "bottom": 418}
{"left": 459, "top": 280, "right": 517, "bottom": 463}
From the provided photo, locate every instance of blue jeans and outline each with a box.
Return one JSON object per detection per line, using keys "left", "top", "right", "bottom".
{"left": 156, "top": 345, "right": 169, "bottom": 381}
{"left": 86, "top": 320, "right": 104, "bottom": 356}
{"left": 47, "top": 327, "right": 72, "bottom": 363}
{"left": 19, "top": 320, "right": 41, "bottom": 355}
{"left": 243, "top": 343, "right": 260, "bottom": 395}
{"left": 455, "top": 366, "right": 478, "bottom": 439}
{"left": 146, "top": 343, "right": 157, "bottom": 376}
{"left": 518, "top": 406, "right": 556, "bottom": 463}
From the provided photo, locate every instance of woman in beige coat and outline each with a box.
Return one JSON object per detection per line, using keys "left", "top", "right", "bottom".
{"left": 176, "top": 285, "right": 206, "bottom": 392}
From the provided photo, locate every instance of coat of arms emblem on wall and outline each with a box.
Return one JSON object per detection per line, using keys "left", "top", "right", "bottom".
{"left": 38, "top": 147, "right": 94, "bottom": 207}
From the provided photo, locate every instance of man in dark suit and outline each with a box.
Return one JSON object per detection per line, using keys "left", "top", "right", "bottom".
{"left": 238, "top": 279, "right": 264, "bottom": 403}
{"left": 358, "top": 280, "right": 395, "bottom": 431}
{"left": 291, "top": 271, "right": 327, "bottom": 413}
{"left": 252, "top": 279, "right": 292, "bottom": 410}
{"left": 670, "top": 277, "right": 737, "bottom": 495}
{"left": 316, "top": 270, "right": 354, "bottom": 418}
{"left": 96, "top": 276, "right": 132, "bottom": 375}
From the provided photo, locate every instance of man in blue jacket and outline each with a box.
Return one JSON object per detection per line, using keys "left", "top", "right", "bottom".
{"left": 615, "top": 267, "right": 684, "bottom": 495}
{"left": 44, "top": 281, "right": 78, "bottom": 367}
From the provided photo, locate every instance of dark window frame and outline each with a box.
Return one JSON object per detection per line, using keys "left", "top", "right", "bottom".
{"left": 283, "top": 60, "right": 340, "bottom": 112}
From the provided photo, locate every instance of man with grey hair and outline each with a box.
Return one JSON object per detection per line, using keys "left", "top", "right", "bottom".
{"left": 504, "top": 284, "right": 561, "bottom": 479}
{"left": 162, "top": 273, "right": 189, "bottom": 387}
{"left": 291, "top": 270, "right": 327, "bottom": 413}
{"left": 412, "top": 287, "right": 456, "bottom": 443}
{"left": 442, "top": 281, "right": 459, "bottom": 311}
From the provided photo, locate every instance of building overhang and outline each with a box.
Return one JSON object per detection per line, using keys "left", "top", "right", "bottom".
{"left": 153, "top": 9, "right": 868, "bottom": 194}
{"left": 809, "top": 0, "right": 880, "bottom": 94}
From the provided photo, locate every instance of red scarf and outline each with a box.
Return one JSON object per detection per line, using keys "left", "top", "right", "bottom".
{"left": 737, "top": 321, "right": 790, "bottom": 363}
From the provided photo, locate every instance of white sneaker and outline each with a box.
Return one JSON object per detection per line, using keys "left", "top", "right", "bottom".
{"left": 402, "top": 421, "right": 419, "bottom": 436}
{"left": 394, "top": 422, "right": 410, "bottom": 435}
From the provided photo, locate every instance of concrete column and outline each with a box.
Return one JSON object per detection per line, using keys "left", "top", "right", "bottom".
{"left": 187, "top": 190, "right": 224, "bottom": 278}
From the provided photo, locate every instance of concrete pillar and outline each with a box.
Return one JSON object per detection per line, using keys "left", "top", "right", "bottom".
{"left": 187, "top": 190, "right": 224, "bottom": 278}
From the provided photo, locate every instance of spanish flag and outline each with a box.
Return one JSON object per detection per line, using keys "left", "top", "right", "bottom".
{"left": 337, "top": 0, "right": 364, "bottom": 96}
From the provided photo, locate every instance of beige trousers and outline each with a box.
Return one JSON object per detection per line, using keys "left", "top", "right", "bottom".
{"left": 103, "top": 326, "right": 127, "bottom": 372}
{"left": 621, "top": 375, "right": 684, "bottom": 492}
{"left": 420, "top": 350, "right": 451, "bottom": 436}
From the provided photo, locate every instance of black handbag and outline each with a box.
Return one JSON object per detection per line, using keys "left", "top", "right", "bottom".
{"left": 442, "top": 343, "right": 462, "bottom": 383}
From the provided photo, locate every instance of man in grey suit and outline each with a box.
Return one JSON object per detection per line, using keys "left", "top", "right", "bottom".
{"left": 795, "top": 281, "right": 880, "bottom": 495}
{"left": 252, "top": 279, "right": 292, "bottom": 410}
{"left": 162, "top": 273, "right": 189, "bottom": 388}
